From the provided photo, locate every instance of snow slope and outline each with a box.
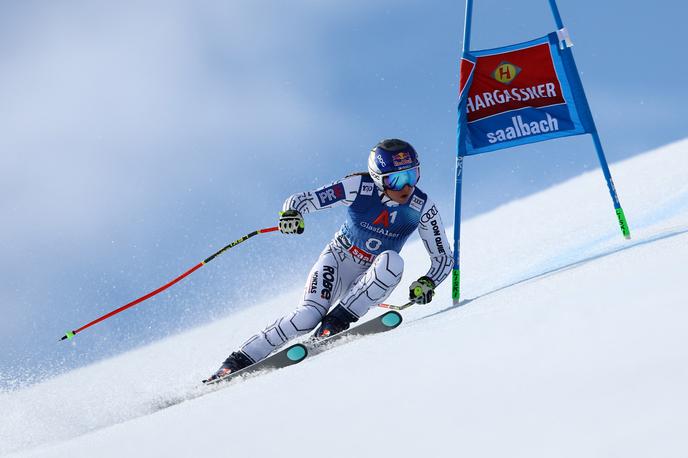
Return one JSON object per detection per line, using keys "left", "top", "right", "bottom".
{"left": 2, "top": 139, "right": 688, "bottom": 458}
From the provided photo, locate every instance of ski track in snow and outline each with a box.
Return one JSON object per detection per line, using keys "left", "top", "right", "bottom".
{"left": 2, "top": 139, "right": 687, "bottom": 458}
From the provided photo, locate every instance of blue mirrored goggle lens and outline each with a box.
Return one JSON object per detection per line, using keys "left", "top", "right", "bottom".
{"left": 382, "top": 167, "right": 420, "bottom": 191}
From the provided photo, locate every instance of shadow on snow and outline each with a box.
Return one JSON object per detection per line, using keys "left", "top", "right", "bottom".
{"left": 417, "top": 225, "right": 688, "bottom": 322}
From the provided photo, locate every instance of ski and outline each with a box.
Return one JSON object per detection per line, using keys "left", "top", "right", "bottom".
{"left": 305, "top": 310, "right": 402, "bottom": 354}
{"left": 202, "top": 311, "right": 401, "bottom": 386}
{"left": 203, "top": 343, "right": 308, "bottom": 385}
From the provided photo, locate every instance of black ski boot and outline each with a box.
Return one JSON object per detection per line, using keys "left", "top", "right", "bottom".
{"left": 315, "top": 305, "right": 358, "bottom": 338}
{"left": 203, "top": 351, "right": 254, "bottom": 383}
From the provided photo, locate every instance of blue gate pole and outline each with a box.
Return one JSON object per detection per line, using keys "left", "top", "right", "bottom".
{"left": 547, "top": 0, "right": 631, "bottom": 239}
{"left": 452, "top": 0, "right": 474, "bottom": 306}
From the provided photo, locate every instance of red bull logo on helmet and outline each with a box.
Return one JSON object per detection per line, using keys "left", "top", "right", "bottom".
{"left": 392, "top": 152, "right": 413, "bottom": 167}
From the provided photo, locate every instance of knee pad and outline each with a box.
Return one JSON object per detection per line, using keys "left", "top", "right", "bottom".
{"left": 338, "top": 251, "right": 404, "bottom": 317}
{"left": 373, "top": 250, "right": 404, "bottom": 286}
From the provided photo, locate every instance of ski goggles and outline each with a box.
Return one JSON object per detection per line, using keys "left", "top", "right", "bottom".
{"left": 381, "top": 167, "right": 420, "bottom": 191}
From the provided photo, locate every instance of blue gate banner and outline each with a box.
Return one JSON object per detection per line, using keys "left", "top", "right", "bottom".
{"left": 458, "top": 32, "right": 595, "bottom": 155}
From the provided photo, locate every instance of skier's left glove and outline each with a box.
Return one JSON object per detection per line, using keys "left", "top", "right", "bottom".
{"left": 409, "top": 276, "right": 435, "bottom": 305}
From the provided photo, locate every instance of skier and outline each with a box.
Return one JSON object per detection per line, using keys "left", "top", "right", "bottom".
{"left": 205, "top": 139, "right": 453, "bottom": 382}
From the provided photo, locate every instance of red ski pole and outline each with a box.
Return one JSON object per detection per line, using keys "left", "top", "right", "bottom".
{"left": 60, "top": 226, "right": 280, "bottom": 341}
{"left": 378, "top": 300, "right": 415, "bottom": 311}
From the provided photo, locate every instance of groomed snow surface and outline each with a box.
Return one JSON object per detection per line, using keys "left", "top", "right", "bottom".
{"left": 2, "top": 139, "right": 687, "bottom": 458}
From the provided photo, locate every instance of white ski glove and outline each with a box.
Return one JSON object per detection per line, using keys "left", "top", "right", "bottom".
{"left": 409, "top": 276, "right": 435, "bottom": 305}
{"left": 279, "top": 210, "right": 305, "bottom": 234}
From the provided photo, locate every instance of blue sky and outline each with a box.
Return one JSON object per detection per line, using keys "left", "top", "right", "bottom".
{"left": 1, "top": 0, "right": 686, "bottom": 385}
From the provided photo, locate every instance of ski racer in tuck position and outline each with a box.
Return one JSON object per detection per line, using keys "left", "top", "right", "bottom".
{"left": 205, "top": 139, "right": 453, "bottom": 382}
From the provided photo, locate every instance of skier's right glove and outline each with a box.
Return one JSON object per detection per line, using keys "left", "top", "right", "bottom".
{"left": 278, "top": 210, "right": 305, "bottom": 234}
{"left": 409, "top": 276, "right": 435, "bottom": 305}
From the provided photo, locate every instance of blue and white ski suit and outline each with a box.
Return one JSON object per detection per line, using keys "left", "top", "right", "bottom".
{"left": 240, "top": 173, "right": 453, "bottom": 363}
